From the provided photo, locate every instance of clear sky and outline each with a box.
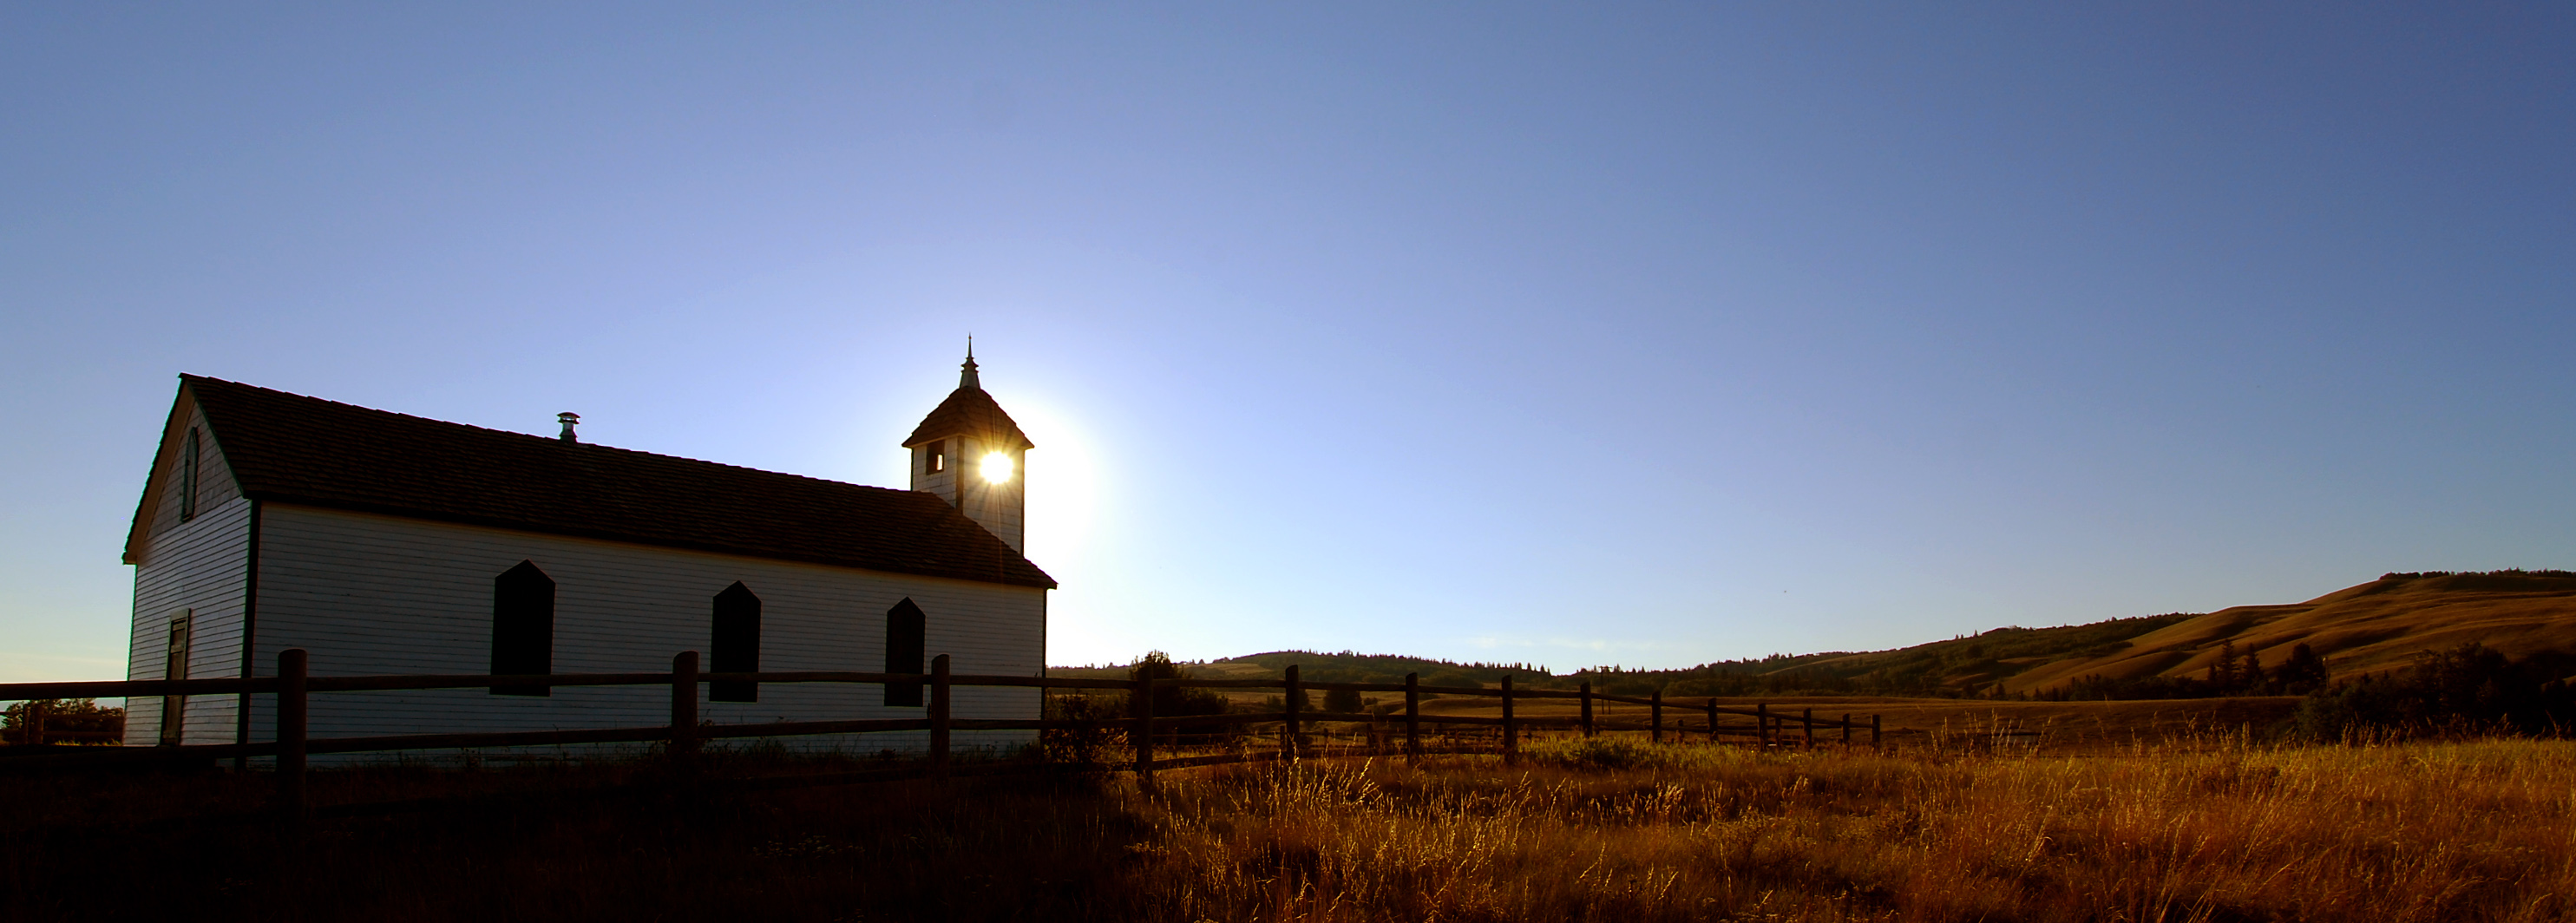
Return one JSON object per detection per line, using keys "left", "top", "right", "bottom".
{"left": 3, "top": 4, "right": 2571, "bottom": 683}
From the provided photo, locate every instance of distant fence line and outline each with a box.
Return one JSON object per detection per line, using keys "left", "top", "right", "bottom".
{"left": 0, "top": 651, "right": 1883, "bottom": 822}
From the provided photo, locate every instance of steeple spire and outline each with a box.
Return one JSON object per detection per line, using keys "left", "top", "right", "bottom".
{"left": 960, "top": 337, "right": 980, "bottom": 390}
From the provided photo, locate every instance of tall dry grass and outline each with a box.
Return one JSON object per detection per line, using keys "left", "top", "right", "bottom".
{"left": 7, "top": 735, "right": 2573, "bottom": 921}
{"left": 1120, "top": 735, "right": 2576, "bottom": 921}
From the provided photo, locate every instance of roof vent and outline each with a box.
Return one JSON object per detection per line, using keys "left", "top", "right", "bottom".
{"left": 557, "top": 412, "right": 580, "bottom": 442}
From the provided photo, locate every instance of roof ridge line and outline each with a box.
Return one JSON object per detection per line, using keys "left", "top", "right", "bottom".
{"left": 183, "top": 374, "right": 915, "bottom": 497}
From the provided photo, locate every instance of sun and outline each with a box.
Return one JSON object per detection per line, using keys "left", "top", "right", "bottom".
{"left": 980, "top": 451, "right": 1014, "bottom": 484}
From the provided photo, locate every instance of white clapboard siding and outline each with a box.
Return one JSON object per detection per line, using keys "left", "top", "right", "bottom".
{"left": 247, "top": 504, "right": 1047, "bottom": 760}
{"left": 911, "top": 435, "right": 1026, "bottom": 554}
{"left": 123, "top": 401, "right": 253, "bottom": 746}
{"left": 954, "top": 435, "right": 1026, "bottom": 554}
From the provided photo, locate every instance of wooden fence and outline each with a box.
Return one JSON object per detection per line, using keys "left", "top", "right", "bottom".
{"left": 0, "top": 650, "right": 1882, "bottom": 821}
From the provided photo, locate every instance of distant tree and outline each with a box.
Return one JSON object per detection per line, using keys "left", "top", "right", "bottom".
{"left": 1322, "top": 686, "right": 1364, "bottom": 714}
{"left": 1128, "top": 651, "right": 1233, "bottom": 743}
{"left": 2294, "top": 643, "right": 2576, "bottom": 740}
{"left": 2276, "top": 644, "right": 2330, "bottom": 692}
{"left": 2062, "top": 672, "right": 2218, "bottom": 701}
{"left": 3, "top": 698, "right": 123, "bottom": 745}
{"left": 2210, "top": 638, "right": 2238, "bottom": 691}
{"left": 2243, "top": 648, "right": 2266, "bottom": 691}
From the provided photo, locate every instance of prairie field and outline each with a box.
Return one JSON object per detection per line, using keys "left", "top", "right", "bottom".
{"left": 7, "top": 731, "right": 2574, "bottom": 921}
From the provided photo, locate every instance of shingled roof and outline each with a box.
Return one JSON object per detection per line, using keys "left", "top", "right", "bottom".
{"left": 903, "top": 356, "right": 1033, "bottom": 450}
{"left": 145, "top": 376, "right": 1054, "bottom": 589}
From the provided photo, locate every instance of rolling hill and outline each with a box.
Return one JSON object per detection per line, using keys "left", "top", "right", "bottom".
{"left": 1990, "top": 570, "right": 2576, "bottom": 693}
{"left": 1057, "top": 571, "right": 2576, "bottom": 697}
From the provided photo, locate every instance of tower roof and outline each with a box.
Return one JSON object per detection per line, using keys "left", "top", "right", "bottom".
{"left": 904, "top": 355, "right": 1033, "bottom": 450}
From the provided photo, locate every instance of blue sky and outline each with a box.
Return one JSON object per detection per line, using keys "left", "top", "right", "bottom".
{"left": 3, "top": 4, "right": 2571, "bottom": 682}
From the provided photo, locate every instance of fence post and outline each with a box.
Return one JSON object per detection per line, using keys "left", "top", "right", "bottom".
{"left": 1138, "top": 664, "right": 1159, "bottom": 789}
{"left": 930, "top": 654, "right": 952, "bottom": 777}
{"left": 1133, "top": 672, "right": 1155, "bottom": 789}
{"left": 1802, "top": 708, "right": 1814, "bottom": 749}
{"left": 670, "top": 651, "right": 698, "bottom": 765}
{"left": 26, "top": 700, "right": 46, "bottom": 746}
{"left": 277, "top": 648, "right": 308, "bottom": 822}
{"left": 1579, "top": 682, "right": 1594, "bottom": 737}
{"left": 1842, "top": 713, "right": 1852, "bottom": 747}
{"left": 1756, "top": 703, "right": 1770, "bottom": 749}
{"left": 1404, "top": 671, "right": 1420, "bottom": 763}
{"left": 1650, "top": 690, "right": 1662, "bottom": 743}
{"left": 1872, "top": 714, "right": 1882, "bottom": 748}
{"left": 1283, "top": 664, "right": 1302, "bottom": 761}
{"left": 1500, "top": 676, "right": 1517, "bottom": 765}
{"left": 1706, "top": 698, "right": 1719, "bottom": 743}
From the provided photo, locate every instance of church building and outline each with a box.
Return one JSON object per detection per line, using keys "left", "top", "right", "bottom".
{"left": 118, "top": 355, "right": 1052, "bottom": 755}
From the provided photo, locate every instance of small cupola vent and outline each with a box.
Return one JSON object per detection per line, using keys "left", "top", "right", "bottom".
{"left": 557, "top": 412, "right": 580, "bottom": 442}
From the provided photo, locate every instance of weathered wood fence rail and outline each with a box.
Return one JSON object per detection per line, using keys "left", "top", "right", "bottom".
{"left": 0, "top": 651, "right": 1883, "bottom": 819}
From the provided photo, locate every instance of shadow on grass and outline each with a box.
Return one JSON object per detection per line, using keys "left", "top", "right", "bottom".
{"left": 1, "top": 756, "right": 1152, "bottom": 923}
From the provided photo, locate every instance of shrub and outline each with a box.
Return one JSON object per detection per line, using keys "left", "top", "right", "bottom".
{"left": 1039, "top": 692, "right": 1123, "bottom": 769}
{"left": 1130, "top": 651, "right": 1234, "bottom": 743}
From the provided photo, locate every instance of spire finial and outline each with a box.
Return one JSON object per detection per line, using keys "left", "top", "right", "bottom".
{"left": 960, "top": 337, "right": 981, "bottom": 390}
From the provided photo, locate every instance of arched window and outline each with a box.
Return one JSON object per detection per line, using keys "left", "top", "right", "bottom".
{"left": 885, "top": 598, "right": 926, "bottom": 707}
{"left": 711, "top": 582, "right": 762, "bottom": 703}
{"left": 489, "top": 560, "right": 554, "bottom": 696}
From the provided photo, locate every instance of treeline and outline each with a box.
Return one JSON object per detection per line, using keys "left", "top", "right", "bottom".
{"left": 2042, "top": 640, "right": 2334, "bottom": 701}
{"left": 2380, "top": 568, "right": 2576, "bottom": 580}
{"left": 2, "top": 698, "right": 123, "bottom": 745}
{"left": 2292, "top": 643, "right": 2576, "bottom": 740}
{"left": 1212, "top": 651, "right": 1555, "bottom": 688}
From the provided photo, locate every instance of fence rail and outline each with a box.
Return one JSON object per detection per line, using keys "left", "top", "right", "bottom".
{"left": 0, "top": 652, "right": 1883, "bottom": 821}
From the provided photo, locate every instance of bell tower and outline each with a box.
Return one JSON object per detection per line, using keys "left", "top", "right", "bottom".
{"left": 905, "top": 347, "right": 1032, "bottom": 553}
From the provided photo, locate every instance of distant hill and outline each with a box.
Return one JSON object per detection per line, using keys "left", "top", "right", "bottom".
{"left": 1052, "top": 571, "right": 2576, "bottom": 697}
{"left": 1991, "top": 570, "right": 2576, "bottom": 693}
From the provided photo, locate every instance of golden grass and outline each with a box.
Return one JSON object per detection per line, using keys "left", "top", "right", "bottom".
{"left": 1117, "top": 736, "right": 2576, "bottom": 921}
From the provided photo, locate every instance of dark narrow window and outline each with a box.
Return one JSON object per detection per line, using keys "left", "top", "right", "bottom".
{"left": 179, "top": 428, "right": 200, "bottom": 522}
{"left": 159, "top": 610, "right": 192, "bottom": 745}
{"left": 926, "top": 439, "right": 947, "bottom": 474}
{"left": 711, "top": 582, "right": 762, "bottom": 703}
{"left": 489, "top": 560, "right": 555, "bottom": 696}
{"left": 885, "top": 598, "right": 926, "bottom": 707}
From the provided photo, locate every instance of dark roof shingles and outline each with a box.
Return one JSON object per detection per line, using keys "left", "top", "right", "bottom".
{"left": 903, "top": 387, "right": 1032, "bottom": 450}
{"left": 183, "top": 376, "right": 1054, "bottom": 589}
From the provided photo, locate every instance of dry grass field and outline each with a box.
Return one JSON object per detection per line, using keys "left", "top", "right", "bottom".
{"left": 10, "top": 726, "right": 2573, "bottom": 922}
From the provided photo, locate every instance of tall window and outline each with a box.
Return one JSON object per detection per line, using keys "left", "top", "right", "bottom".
{"left": 711, "top": 582, "right": 762, "bottom": 703}
{"left": 179, "top": 428, "right": 200, "bottom": 522}
{"left": 925, "top": 439, "right": 947, "bottom": 475}
{"left": 885, "top": 598, "right": 926, "bottom": 707}
{"left": 489, "top": 560, "right": 555, "bottom": 697}
{"left": 159, "top": 610, "right": 191, "bottom": 745}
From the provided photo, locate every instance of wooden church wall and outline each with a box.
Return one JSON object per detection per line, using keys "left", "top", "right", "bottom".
{"left": 242, "top": 503, "right": 1046, "bottom": 757}
{"left": 122, "top": 400, "right": 253, "bottom": 746}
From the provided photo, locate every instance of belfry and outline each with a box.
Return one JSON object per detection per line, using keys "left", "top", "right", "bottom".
{"left": 904, "top": 348, "right": 1033, "bottom": 553}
